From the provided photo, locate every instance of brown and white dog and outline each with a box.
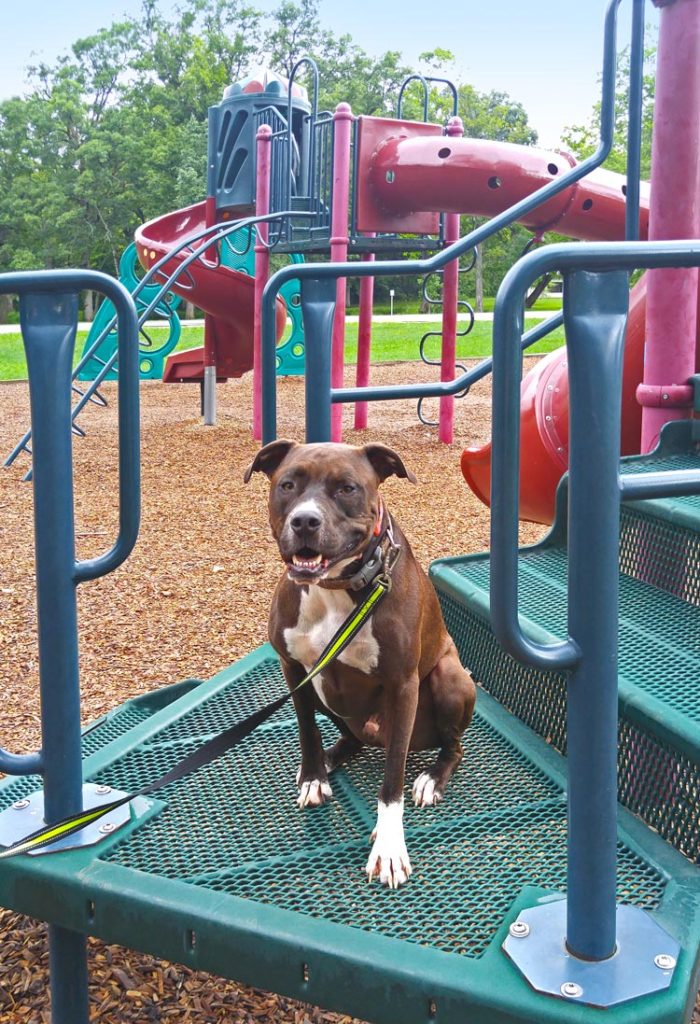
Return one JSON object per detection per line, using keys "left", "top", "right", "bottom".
{"left": 244, "top": 440, "right": 476, "bottom": 887}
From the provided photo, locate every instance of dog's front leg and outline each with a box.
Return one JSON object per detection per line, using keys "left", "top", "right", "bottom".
{"left": 366, "top": 673, "right": 419, "bottom": 888}
{"left": 280, "top": 657, "right": 332, "bottom": 808}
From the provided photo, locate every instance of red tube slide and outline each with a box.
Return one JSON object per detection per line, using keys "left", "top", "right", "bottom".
{"left": 135, "top": 202, "right": 286, "bottom": 382}
{"left": 461, "top": 280, "right": 648, "bottom": 524}
{"left": 355, "top": 121, "right": 655, "bottom": 524}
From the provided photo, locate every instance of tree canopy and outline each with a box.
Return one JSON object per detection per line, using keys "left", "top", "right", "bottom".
{"left": 0, "top": 0, "right": 540, "bottom": 296}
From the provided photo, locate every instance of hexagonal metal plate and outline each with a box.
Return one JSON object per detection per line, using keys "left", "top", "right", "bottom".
{"left": 503, "top": 899, "right": 680, "bottom": 1008}
{"left": 0, "top": 783, "right": 132, "bottom": 855}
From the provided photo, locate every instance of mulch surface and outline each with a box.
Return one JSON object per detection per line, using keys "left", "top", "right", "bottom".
{"left": 0, "top": 360, "right": 697, "bottom": 1022}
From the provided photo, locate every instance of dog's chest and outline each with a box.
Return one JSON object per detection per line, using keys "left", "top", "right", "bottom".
{"left": 283, "top": 586, "right": 380, "bottom": 677}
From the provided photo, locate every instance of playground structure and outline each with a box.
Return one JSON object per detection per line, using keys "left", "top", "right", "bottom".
{"left": 5, "top": 39, "right": 658, "bottom": 495}
{"left": 1, "top": 2, "right": 700, "bottom": 1024}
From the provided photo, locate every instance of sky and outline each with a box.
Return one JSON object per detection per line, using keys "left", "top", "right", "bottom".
{"left": 0, "top": 1, "right": 658, "bottom": 149}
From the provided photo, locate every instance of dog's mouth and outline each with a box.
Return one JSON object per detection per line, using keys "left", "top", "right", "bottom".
{"left": 284, "top": 536, "right": 366, "bottom": 582}
{"left": 287, "top": 546, "right": 330, "bottom": 578}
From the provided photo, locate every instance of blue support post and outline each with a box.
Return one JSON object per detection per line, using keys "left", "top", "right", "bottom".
{"left": 625, "top": 0, "right": 645, "bottom": 241}
{"left": 22, "top": 292, "right": 90, "bottom": 1024}
{"left": 22, "top": 292, "right": 85, "bottom": 829}
{"left": 300, "top": 277, "right": 336, "bottom": 443}
{"left": 563, "top": 269, "right": 629, "bottom": 960}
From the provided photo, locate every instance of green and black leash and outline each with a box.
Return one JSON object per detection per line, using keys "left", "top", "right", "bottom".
{"left": 0, "top": 571, "right": 393, "bottom": 861}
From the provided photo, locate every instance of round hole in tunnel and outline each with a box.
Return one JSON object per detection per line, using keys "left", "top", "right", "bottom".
{"left": 582, "top": 198, "right": 594, "bottom": 211}
{"left": 290, "top": 292, "right": 301, "bottom": 307}
{"left": 438, "top": 147, "right": 451, "bottom": 159}
{"left": 488, "top": 176, "right": 502, "bottom": 189}
{"left": 621, "top": 184, "right": 627, "bottom": 196}
{"left": 547, "top": 162, "right": 558, "bottom": 175}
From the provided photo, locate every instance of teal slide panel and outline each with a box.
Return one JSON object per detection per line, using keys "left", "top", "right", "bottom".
{"left": 78, "top": 244, "right": 182, "bottom": 382}
{"left": 219, "top": 226, "right": 306, "bottom": 376}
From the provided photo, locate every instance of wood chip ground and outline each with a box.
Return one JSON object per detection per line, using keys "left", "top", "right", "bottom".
{"left": 0, "top": 360, "right": 697, "bottom": 1022}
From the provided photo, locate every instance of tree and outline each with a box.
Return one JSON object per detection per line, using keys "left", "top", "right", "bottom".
{"left": 561, "top": 41, "right": 656, "bottom": 177}
{"left": 0, "top": 0, "right": 540, "bottom": 311}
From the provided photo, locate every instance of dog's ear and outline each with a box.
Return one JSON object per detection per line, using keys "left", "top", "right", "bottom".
{"left": 362, "top": 444, "right": 417, "bottom": 484}
{"left": 243, "top": 439, "right": 297, "bottom": 483}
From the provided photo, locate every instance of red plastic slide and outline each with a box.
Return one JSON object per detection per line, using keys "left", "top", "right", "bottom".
{"left": 461, "top": 279, "right": 649, "bottom": 524}
{"left": 353, "top": 122, "right": 659, "bottom": 523}
{"left": 135, "top": 202, "right": 286, "bottom": 382}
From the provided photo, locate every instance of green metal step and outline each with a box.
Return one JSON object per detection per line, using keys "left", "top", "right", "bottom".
{"left": 1, "top": 647, "right": 699, "bottom": 1023}
{"left": 432, "top": 433, "right": 700, "bottom": 869}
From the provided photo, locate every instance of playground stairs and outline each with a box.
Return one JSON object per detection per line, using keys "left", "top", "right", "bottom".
{"left": 1, "top": 428, "right": 700, "bottom": 1024}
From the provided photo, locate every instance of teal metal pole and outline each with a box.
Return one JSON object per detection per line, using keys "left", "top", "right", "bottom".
{"left": 625, "top": 0, "right": 645, "bottom": 241}
{"left": 300, "top": 277, "right": 336, "bottom": 442}
{"left": 564, "top": 269, "right": 630, "bottom": 959}
{"left": 21, "top": 291, "right": 90, "bottom": 1024}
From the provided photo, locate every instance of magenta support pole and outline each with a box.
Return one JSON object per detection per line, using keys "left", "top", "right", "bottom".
{"left": 639, "top": 0, "right": 700, "bottom": 452}
{"left": 330, "top": 103, "right": 354, "bottom": 442}
{"left": 354, "top": 233, "right": 376, "bottom": 431}
{"left": 253, "top": 124, "right": 272, "bottom": 441}
{"left": 438, "top": 117, "right": 464, "bottom": 445}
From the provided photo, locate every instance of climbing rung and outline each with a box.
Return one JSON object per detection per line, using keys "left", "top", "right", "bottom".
{"left": 88, "top": 389, "right": 108, "bottom": 408}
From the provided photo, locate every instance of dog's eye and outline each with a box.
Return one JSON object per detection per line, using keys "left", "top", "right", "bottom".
{"left": 338, "top": 484, "right": 356, "bottom": 496}
{"left": 279, "top": 479, "right": 295, "bottom": 492}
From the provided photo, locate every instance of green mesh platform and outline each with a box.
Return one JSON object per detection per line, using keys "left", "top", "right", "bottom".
{"left": 1, "top": 647, "right": 698, "bottom": 1023}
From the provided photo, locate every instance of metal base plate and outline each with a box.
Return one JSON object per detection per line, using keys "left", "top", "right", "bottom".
{"left": 0, "top": 783, "right": 132, "bottom": 856}
{"left": 503, "top": 899, "right": 680, "bottom": 1008}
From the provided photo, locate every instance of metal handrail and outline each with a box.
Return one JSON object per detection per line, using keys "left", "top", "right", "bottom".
{"left": 489, "top": 239, "right": 700, "bottom": 673}
{"left": 0, "top": 269, "right": 139, "bottom": 778}
{"left": 288, "top": 56, "right": 320, "bottom": 202}
{"left": 261, "top": 0, "right": 626, "bottom": 442}
{"left": 397, "top": 74, "right": 459, "bottom": 121}
{"left": 489, "top": 237, "right": 700, "bottom": 964}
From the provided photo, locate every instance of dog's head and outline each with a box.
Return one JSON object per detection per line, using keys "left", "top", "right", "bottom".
{"left": 244, "top": 440, "right": 416, "bottom": 584}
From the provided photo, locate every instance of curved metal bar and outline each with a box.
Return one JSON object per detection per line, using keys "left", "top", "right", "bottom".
{"left": 73, "top": 275, "right": 140, "bottom": 583}
{"left": 261, "top": 0, "right": 624, "bottom": 442}
{"left": 0, "top": 747, "right": 43, "bottom": 776}
{"left": 490, "top": 238, "right": 700, "bottom": 677}
{"left": 332, "top": 310, "right": 563, "bottom": 405}
{"left": 288, "top": 56, "right": 319, "bottom": 202}
{"left": 397, "top": 74, "right": 431, "bottom": 121}
{"left": 0, "top": 271, "right": 140, "bottom": 586}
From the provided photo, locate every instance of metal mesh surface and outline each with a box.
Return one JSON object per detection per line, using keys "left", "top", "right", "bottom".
{"left": 442, "top": 540, "right": 700, "bottom": 721}
{"left": 439, "top": 586, "right": 700, "bottom": 863}
{"left": 94, "top": 657, "right": 665, "bottom": 959}
{"left": 620, "top": 505, "right": 700, "bottom": 606}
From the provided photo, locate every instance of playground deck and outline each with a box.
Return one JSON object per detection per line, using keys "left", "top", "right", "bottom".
{"left": 0, "top": 366, "right": 542, "bottom": 1021}
{"left": 1, "top": 381, "right": 699, "bottom": 1022}
{"left": 1, "top": 642, "right": 694, "bottom": 1024}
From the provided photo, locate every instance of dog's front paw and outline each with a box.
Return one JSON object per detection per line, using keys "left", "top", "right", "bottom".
{"left": 296, "top": 773, "right": 333, "bottom": 808}
{"left": 412, "top": 770, "right": 444, "bottom": 807}
{"left": 366, "top": 831, "right": 412, "bottom": 888}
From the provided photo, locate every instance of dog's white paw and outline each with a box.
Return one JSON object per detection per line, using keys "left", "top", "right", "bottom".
{"left": 412, "top": 771, "right": 443, "bottom": 807}
{"left": 365, "top": 799, "right": 412, "bottom": 888}
{"left": 297, "top": 777, "right": 332, "bottom": 808}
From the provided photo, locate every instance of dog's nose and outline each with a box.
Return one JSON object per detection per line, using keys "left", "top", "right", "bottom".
{"left": 291, "top": 510, "right": 322, "bottom": 535}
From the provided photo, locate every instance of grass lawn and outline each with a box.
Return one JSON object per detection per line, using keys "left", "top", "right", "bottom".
{"left": 0, "top": 316, "right": 565, "bottom": 382}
